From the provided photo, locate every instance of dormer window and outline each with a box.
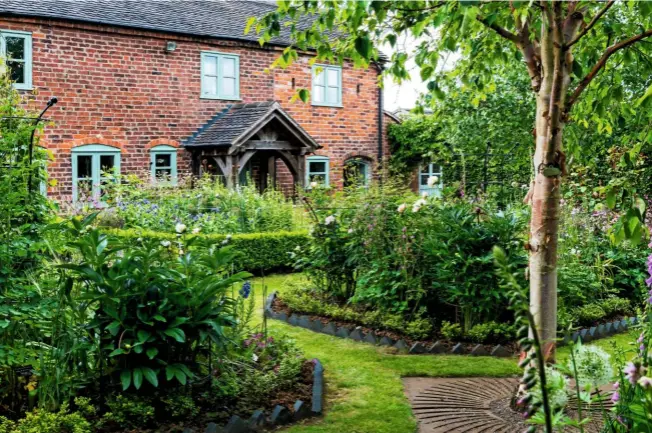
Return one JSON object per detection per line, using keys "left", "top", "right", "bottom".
{"left": 200, "top": 52, "right": 240, "bottom": 100}
{"left": 0, "top": 30, "right": 32, "bottom": 90}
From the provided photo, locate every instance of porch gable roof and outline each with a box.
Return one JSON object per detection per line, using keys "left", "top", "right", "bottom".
{"left": 182, "top": 101, "right": 320, "bottom": 153}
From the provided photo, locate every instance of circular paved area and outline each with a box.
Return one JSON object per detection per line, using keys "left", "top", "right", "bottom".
{"left": 403, "top": 377, "right": 611, "bottom": 433}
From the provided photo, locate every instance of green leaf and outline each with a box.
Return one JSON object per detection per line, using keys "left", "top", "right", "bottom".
{"left": 606, "top": 188, "right": 617, "bottom": 209}
{"left": 298, "top": 89, "right": 309, "bottom": 103}
{"left": 571, "top": 60, "right": 583, "bottom": 78}
{"left": 174, "top": 370, "right": 187, "bottom": 385}
{"left": 354, "top": 35, "right": 372, "bottom": 59}
{"left": 120, "top": 370, "right": 131, "bottom": 391}
{"left": 137, "top": 330, "right": 151, "bottom": 343}
{"left": 106, "top": 321, "right": 121, "bottom": 336}
{"left": 109, "top": 348, "right": 125, "bottom": 357}
{"left": 133, "top": 368, "right": 143, "bottom": 390}
{"left": 142, "top": 367, "right": 158, "bottom": 387}
{"left": 163, "top": 328, "right": 186, "bottom": 343}
{"left": 244, "top": 16, "right": 257, "bottom": 35}
{"left": 146, "top": 348, "right": 159, "bottom": 360}
{"left": 165, "top": 366, "right": 176, "bottom": 381}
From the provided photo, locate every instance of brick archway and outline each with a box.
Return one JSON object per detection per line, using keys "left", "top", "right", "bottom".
{"left": 146, "top": 138, "right": 180, "bottom": 150}
{"left": 64, "top": 135, "right": 128, "bottom": 153}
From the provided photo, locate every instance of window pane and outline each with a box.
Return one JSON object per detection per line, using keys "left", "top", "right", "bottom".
{"left": 326, "top": 68, "right": 338, "bottom": 86}
{"left": 204, "top": 56, "right": 217, "bottom": 75}
{"left": 6, "top": 37, "right": 25, "bottom": 60}
{"left": 327, "top": 87, "right": 339, "bottom": 103}
{"left": 204, "top": 76, "right": 217, "bottom": 95}
{"left": 222, "top": 77, "right": 236, "bottom": 96}
{"left": 309, "top": 161, "right": 326, "bottom": 173}
{"left": 420, "top": 174, "right": 430, "bottom": 186}
{"left": 313, "top": 85, "right": 324, "bottom": 103}
{"left": 313, "top": 69, "right": 325, "bottom": 86}
{"left": 7, "top": 61, "right": 24, "bottom": 84}
{"left": 154, "top": 154, "right": 171, "bottom": 167}
{"left": 222, "top": 57, "right": 236, "bottom": 77}
{"left": 77, "top": 155, "right": 93, "bottom": 179}
{"left": 155, "top": 168, "right": 172, "bottom": 178}
{"left": 309, "top": 174, "right": 326, "bottom": 184}
{"left": 100, "top": 155, "right": 115, "bottom": 172}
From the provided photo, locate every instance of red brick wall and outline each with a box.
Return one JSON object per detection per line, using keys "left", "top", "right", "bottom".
{"left": 0, "top": 16, "right": 384, "bottom": 201}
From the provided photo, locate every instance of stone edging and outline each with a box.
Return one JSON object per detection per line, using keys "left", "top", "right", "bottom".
{"left": 265, "top": 292, "right": 636, "bottom": 358}
{"left": 180, "top": 354, "right": 324, "bottom": 432}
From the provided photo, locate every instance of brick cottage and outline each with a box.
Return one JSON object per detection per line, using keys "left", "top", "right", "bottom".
{"left": 0, "top": 0, "right": 399, "bottom": 202}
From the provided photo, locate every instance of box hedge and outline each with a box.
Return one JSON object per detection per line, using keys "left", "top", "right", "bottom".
{"left": 108, "top": 228, "right": 308, "bottom": 274}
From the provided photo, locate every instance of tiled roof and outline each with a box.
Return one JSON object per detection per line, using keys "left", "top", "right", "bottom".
{"left": 0, "top": 0, "right": 304, "bottom": 46}
{"left": 183, "top": 101, "right": 319, "bottom": 150}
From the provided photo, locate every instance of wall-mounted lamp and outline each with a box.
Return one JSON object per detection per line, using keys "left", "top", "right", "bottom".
{"left": 165, "top": 41, "right": 177, "bottom": 52}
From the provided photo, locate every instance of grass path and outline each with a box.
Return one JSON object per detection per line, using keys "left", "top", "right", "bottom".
{"left": 249, "top": 274, "right": 636, "bottom": 433}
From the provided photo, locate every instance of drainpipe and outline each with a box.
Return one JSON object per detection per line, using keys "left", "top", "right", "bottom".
{"left": 377, "top": 76, "right": 384, "bottom": 181}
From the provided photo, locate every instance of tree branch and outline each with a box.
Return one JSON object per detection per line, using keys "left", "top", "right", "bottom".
{"left": 564, "top": 0, "right": 615, "bottom": 49}
{"left": 476, "top": 15, "right": 519, "bottom": 43}
{"left": 566, "top": 29, "right": 652, "bottom": 111}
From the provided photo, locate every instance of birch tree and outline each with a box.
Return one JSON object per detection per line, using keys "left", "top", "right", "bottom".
{"left": 253, "top": 0, "right": 652, "bottom": 359}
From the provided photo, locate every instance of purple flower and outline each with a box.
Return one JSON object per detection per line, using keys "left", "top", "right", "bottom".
{"left": 611, "top": 391, "right": 620, "bottom": 403}
{"left": 239, "top": 281, "right": 251, "bottom": 299}
{"left": 624, "top": 362, "right": 646, "bottom": 385}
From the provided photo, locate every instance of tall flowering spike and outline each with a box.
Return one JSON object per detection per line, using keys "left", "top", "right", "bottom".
{"left": 239, "top": 281, "right": 251, "bottom": 299}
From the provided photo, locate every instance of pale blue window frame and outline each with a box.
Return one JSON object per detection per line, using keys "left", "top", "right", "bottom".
{"left": 0, "top": 30, "right": 32, "bottom": 90}
{"left": 71, "top": 144, "right": 121, "bottom": 202}
{"left": 306, "top": 155, "right": 330, "bottom": 187}
{"left": 344, "top": 158, "right": 372, "bottom": 187}
{"left": 200, "top": 51, "right": 240, "bottom": 100}
{"left": 419, "top": 163, "right": 443, "bottom": 197}
{"left": 311, "top": 64, "right": 342, "bottom": 107}
{"left": 150, "top": 145, "right": 178, "bottom": 185}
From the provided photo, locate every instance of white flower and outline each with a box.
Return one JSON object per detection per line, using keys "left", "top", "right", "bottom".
{"left": 414, "top": 198, "right": 427, "bottom": 207}
{"left": 226, "top": 234, "right": 232, "bottom": 240}
{"left": 178, "top": 249, "right": 184, "bottom": 255}
{"left": 310, "top": 181, "right": 318, "bottom": 188}
{"left": 192, "top": 227, "right": 201, "bottom": 234}
{"left": 531, "top": 367, "right": 569, "bottom": 409}
{"left": 175, "top": 223, "right": 187, "bottom": 234}
{"left": 397, "top": 203, "right": 407, "bottom": 213}
{"left": 348, "top": 228, "right": 354, "bottom": 234}
{"left": 160, "top": 240, "right": 171, "bottom": 247}
{"left": 252, "top": 353, "right": 259, "bottom": 362}
{"left": 295, "top": 246, "right": 301, "bottom": 251}
{"left": 421, "top": 192, "right": 429, "bottom": 199}
{"left": 324, "top": 215, "right": 336, "bottom": 225}
{"left": 412, "top": 205, "right": 421, "bottom": 213}
{"left": 570, "top": 345, "right": 613, "bottom": 388}
{"left": 221, "top": 239, "right": 229, "bottom": 245}
{"left": 427, "top": 176, "right": 439, "bottom": 187}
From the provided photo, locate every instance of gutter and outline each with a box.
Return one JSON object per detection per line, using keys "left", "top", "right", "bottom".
{"left": 377, "top": 77, "right": 384, "bottom": 180}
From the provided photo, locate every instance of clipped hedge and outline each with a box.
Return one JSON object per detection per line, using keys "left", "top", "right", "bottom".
{"left": 108, "top": 228, "right": 308, "bottom": 274}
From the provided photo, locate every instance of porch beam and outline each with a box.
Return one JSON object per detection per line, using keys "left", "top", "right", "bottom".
{"left": 244, "top": 140, "right": 295, "bottom": 150}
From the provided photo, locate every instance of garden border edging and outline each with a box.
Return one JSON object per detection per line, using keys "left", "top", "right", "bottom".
{"left": 264, "top": 292, "right": 637, "bottom": 357}
{"left": 179, "top": 355, "right": 324, "bottom": 433}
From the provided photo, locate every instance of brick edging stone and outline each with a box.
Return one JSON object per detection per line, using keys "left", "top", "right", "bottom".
{"left": 180, "top": 353, "right": 324, "bottom": 432}
{"left": 265, "top": 292, "right": 637, "bottom": 358}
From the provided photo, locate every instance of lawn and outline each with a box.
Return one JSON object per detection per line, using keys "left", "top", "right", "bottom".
{"left": 249, "top": 273, "right": 637, "bottom": 433}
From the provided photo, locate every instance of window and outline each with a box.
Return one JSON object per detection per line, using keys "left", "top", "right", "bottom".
{"left": 305, "top": 155, "right": 329, "bottom": 187}
{"left": 419, "top": 163, "right": 443, "bottom": 197}
{"left": 344, "top": 158, "right": 371, "bottom": 187}
{"left": 312, "top": 65, "right": 341, "bottom": 106}
{"left": 200, "top": 52, "right": 240, "bottom": 100}
{"left": 0, "top": 30, "right": 32, "bottom": 90}
{"left": 150, "top": 145, "right": 177, "bottom": 185}
{"left": 72, "top": 145, "right": 121, "bottom": 202}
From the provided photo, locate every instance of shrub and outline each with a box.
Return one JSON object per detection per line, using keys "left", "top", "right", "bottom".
{"left": 101, "top": 395, "right": 155, "bottom": 429}
{"left": 600, "top": 296, "right": 632, "bottom": 317}
{"left": 11, "top": 404, "right": 92, "bottom": 433}
{"left": 440, "top": 321, "right": 463, "bottom": 340}
{"left": 575, "top": 304, "right": 606, "bottom": 326}
{"left": 466, "top": 321, "right": 515, "bottom": 344}
{"left": 404, "top": 317, "right": 434, "bottom": 340}
{"left": 161, "top": 393, "right": 199, "bottom": 420}
{"left": 109, "top": 228, "right": 308, "bottom": 273}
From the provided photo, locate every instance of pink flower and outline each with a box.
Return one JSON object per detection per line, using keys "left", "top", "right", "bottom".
{"left": 624, "top": 362, "right": 646, "bottom": 385}
{"left": 611, "top": 391, "right": 620, "bottom": 403}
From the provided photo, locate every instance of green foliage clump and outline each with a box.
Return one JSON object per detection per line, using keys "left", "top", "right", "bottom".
{"left": 161, "top": 393, "right": 199, "bottom": 420}
{"left": 110, "top": 228, "right": 308, "bottom": 273}
{"left": 101, "top": 395, "right": 155, "bottom": 429}
{"left": 600, "top": 297, "right": 632, "bottom": 317}
{"left": 575, "top": 304, "right": 607, "bottom": 327}
{"left": 466, "top": 321, "right": 514, "bottom": 344}
{"left": 10, "top": 404, "right": 92, "bottom": 433}
{"left": 440, "top": 321, "right": 462, "bottom": 341}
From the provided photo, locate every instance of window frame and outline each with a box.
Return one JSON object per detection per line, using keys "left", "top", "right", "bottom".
{"left": 418, "top": 163, "right": 444, "bottom": 197}
{"left": 305, "top": 155, "right": 330, "bottom": 188}
{"left": 150, "top": 144, "right": 178, "bottom": 185}
{"left": 344, "top": 157, "right": 372, "bottom": 187}
{"left": 71, "top": 144, "right": 121, "bottom": 202}
{"left": 200, "top": 51, "right": 240, "bottom": 100}
{"left": 0, "top": 29, "right": 32, "bottom": 90}
{"left": 311, "top": 64, "right": 342, "bottom": 107}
